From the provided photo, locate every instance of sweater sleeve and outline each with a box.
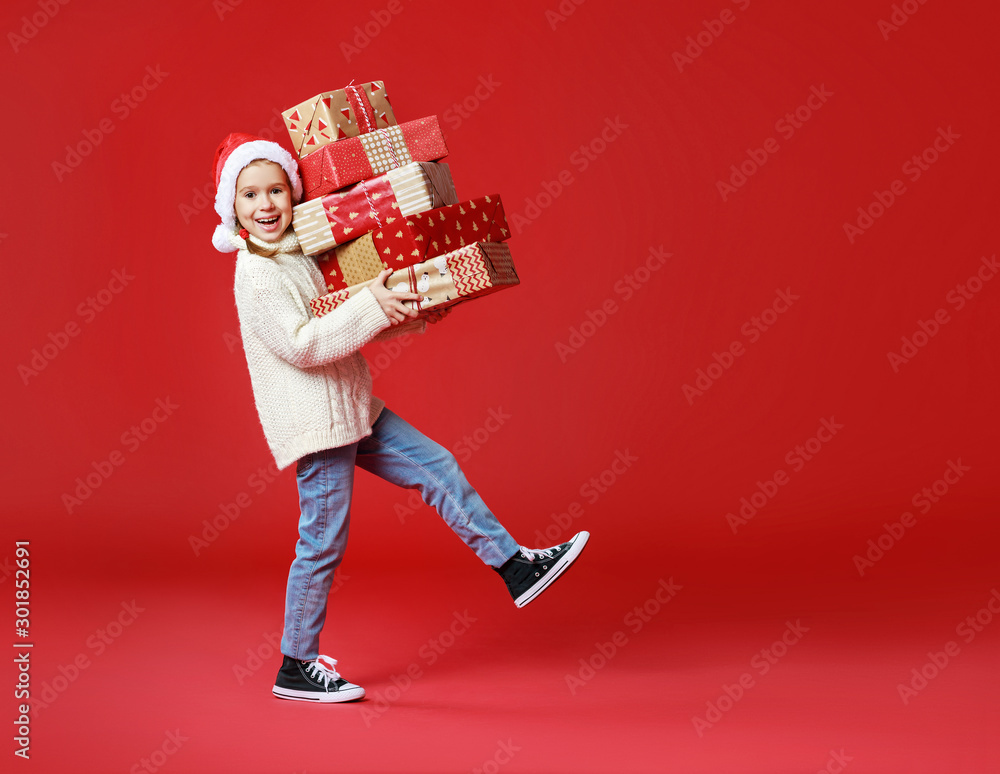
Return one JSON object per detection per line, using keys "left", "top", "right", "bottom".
{"left": 238, "top": 258, "right": 392, "bottom": 368}
{"left": 371, "top": 317, "right": 427, "bottom": 343}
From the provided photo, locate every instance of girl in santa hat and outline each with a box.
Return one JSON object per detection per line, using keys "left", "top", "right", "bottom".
{"left": 211, "top": 133, "right": 589, "bottom": 703}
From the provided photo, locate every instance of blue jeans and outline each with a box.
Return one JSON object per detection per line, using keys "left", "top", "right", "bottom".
{"left": 281, "top": 407, "right": 520, "bottom": 659}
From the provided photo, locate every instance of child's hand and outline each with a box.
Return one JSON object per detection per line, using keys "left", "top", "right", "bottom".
{"left": 368, "top": 268, "right": 421, "bottom": 325}
{"left": 425, "top": 307, "right": 452, "bottom": 325}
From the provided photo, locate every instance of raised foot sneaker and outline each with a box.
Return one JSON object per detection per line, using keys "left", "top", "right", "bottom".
{"left": 495, "top": 531, "right": 590, "bottom": 608}
{"left": 272, "top": 655, "right": 365, "bottom": 703}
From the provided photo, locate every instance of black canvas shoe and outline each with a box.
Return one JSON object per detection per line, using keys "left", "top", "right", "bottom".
{"left": 495, "top": 531, "right": 590, "bottom": 608}
{"left": 272, "top": 655, "right": 365, "bottom": 703}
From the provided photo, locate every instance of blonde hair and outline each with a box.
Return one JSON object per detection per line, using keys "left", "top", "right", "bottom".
{"left": 244, "top": 237, "right": 279, "bottom": 258}
{"left": 234, "top": 159, "right": 291, "bottom": 258}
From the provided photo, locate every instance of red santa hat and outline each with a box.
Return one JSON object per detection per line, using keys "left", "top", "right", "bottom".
{"left": 211, "top": 133, "right": 303, "bottom": 252}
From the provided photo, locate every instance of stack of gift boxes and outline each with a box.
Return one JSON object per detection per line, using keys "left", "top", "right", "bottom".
{"left": 280, "top": 81, "right": 519, "bottom": 319}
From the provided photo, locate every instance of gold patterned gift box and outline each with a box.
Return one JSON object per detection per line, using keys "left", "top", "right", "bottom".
{"left": 282, "top": 81, "right": 396, "bottom": 159}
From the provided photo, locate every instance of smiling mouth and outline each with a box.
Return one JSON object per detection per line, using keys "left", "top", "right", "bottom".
{"left": 256, "top": 216, "right": 279, "bottom": 225}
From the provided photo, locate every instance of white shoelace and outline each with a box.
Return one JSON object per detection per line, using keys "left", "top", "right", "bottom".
{"left": 520, "top": 546, "right": 556, "bottom": 562}
{"left": 305, "top": 656, "right": 341, "bottom": 686}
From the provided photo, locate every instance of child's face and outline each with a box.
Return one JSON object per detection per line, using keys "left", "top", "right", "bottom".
{"left": 234, "top": 160, "right": 293, "bottom": 242}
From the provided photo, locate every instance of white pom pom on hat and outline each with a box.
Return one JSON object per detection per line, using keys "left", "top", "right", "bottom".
{"left": 211, "top": 132, "right": 303, "bottom": 253}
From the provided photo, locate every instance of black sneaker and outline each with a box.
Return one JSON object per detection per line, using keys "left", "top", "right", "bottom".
{"left": 272, "top": 655, "right": 365, "bottom": 703}
{"left": 495, "top": 531, "right": 590, "bottom": 608}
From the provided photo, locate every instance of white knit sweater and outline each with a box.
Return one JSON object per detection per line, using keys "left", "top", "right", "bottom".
{"left": 231, "top": 229, "right": 426, "bottom": 469}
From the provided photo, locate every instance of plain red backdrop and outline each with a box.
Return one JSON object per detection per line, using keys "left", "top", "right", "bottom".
{"left": 3, "top": 0, "right": 999, "bottom": 772}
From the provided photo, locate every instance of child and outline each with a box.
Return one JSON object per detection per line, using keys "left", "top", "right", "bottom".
{"left": 211, "top": 133, "right": 589, "bottom": 703}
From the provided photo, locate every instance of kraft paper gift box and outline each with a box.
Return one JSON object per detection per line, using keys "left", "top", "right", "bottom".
{"left": 282, "top": 81, "right": 396, "bottom": 158}
{"left": 309, "top": 241, "right": 519, "bottom": 319}
{"left": 299, "top": 116, "right": 449, "bottom": 201}
{"left": 292, "top": 161, "right": 457, "bottom": 256}
{"left": 315, "top": 195, "right": 509, "bottom": 293}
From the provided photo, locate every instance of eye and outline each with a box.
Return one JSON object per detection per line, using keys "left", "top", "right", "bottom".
{"left": 271, "top": 187, "right": 285, "bottom": 195}
{"left": 244, "top": 191, "right": 255, "bottom": 199}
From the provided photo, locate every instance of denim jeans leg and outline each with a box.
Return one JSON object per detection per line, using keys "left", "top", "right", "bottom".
{"left": 281, "top": 445, "right": 357, "bottom": 659}
{"left": 356, "top": 408, "right": 520, "bottom": 567}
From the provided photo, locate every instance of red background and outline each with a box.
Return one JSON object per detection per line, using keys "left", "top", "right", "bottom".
{"left": 3, "top": 0, "right": 999, "bottom": 771}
